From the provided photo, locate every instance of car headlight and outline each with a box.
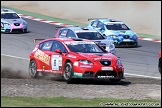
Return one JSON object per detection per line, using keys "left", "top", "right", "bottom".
{"left": 79, "top": 60, "right": 93, "bottom": 65}
{"left": 116, "top": 59, "right": 122, "bottom": 65}
{"left": 132, "top": 34, "right": 138, "bottom": 39}
{"left": 3, "top": 22, "right": 10, "bottom": 26}
{"left": 110, "top": 35, "right": 118, "bottom": 39}
{"left": 23, "top": 21, "right": 27, "bottom": 25}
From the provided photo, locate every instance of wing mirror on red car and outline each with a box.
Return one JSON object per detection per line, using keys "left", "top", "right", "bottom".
{"left": 55, "top": 49, "right": 62, "bottom": 54}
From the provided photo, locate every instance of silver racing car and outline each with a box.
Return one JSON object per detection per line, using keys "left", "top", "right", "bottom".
{"left": 1, "top": 8, "right": 27, "bottom": 33}
{"left": 54, "top": 26, "right": 116, "bottom": 55}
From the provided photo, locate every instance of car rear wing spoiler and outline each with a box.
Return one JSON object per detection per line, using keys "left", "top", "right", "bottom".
{"left": 33, "top": 39, "right": 45, "bottom": 43}
{"left": 55, "top": 26, "right": 79, "bottom": 30}
{"left": 88, "top": 18, "right": 108, "bottom": 21}
{"left": 55, "top": 26, "right": 64, "bottom": 30}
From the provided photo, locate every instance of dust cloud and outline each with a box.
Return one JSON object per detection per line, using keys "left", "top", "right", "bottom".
{"left": 1, "top": 1, "right": 161, "bottom": 38}
{"left": 1, "top": 67, "right": 29, "bottom": 79}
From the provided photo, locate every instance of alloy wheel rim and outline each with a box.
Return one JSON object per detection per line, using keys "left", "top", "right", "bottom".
{"left": 30, "top": 62, "right": 36, "bottom": 76}
{"left": 64, "top": 65, "right": 71, "bottom": 79}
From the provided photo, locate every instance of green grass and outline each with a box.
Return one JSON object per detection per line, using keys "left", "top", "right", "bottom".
{"left": 1, "top": 96, "right": 161, "bottom": 107}
{"left": 1, "top": 5, "right": 161, "bottom": 40}
{"left": 1, "top": 6, "right": 86, "bottom": 27}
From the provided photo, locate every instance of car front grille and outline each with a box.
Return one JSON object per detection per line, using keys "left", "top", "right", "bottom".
{"left": 100, "top": 60, "right": 111, "bottom": 66}
{"left": 123, "top": 35, "right": 130, "bottom": 39}
{"left": 95, "top": 71, "right": 117, "bottom": 77}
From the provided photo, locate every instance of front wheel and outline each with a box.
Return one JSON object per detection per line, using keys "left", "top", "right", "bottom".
{"left": 158, "top": 58, "right": 161, "bottom": 74}
{"left": 63, "top": 62, "right": 74, "bottom": 83}
{"left": 24, "top": 28, "right": 28, "bottom": 33}
{"left": 29, "top": 60, "right": 39, "bottom": 78}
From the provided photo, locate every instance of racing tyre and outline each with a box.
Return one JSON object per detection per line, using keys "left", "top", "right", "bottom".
{"left": 63, "top": 62, "right": 74, "bottom": 84}
{"left": 24, "top": 28, "right": 28, "bottom": 33}
{"left": 158, "top": 58, "right": 161, "bottom": 74}
{"left": 29, "top": 60, "right": 39, "bottom": 78}
{"left": 109, "top": 79, "right": 121, "bottom": 82}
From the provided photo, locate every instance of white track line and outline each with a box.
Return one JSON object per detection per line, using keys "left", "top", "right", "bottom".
{"left": 124, "top": 73, "right": 161, "bottom": 79}
{"left": 1, "top": 54, "right": 29, "bottom": 60}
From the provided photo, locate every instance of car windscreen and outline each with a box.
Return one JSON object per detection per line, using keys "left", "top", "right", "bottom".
{"left": 106, "top": 23, "right": 130, "bottom": 30}
{"left": 65, "top": 41, "right": 106, "bottom": 53}
{"left": 76, "top": 32, "right": 105, "bottom": 40}
{"left": 1, "top": 13, "right": 20, "bottom": 19}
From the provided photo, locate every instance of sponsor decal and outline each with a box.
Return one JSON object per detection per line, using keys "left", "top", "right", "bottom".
{"left": 67, "top": 54, "right": 77, "bottom": 58}
{"left": 34, "top": 49, "right": 50, "bottom": 65}
{"left": 74, "top": 72, "right": 83, "bottom": 78}
{"left": 97, "top": 75, "right": 114, "bottom": 78}
{"left": 94, "top": 57, "right": 112, "bottom": 60}
{"left": 51, "top": 55, "right": 62, "bottom": 70}
{"left": 101, "top": 67, "right": 113, "bottom": 70}
{"left": 80, "top": 65, "right": 92, "bottom": 68}
{"left": 65, "top": 41, "right": 95, "bottom": 45}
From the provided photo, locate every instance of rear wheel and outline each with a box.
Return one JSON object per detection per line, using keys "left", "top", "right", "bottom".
{"left": 63, "top": 62, "right": 74, "bottom": 84}
{"left": 158, "top": 58, "right": 161, "bottom": 74}
{"left": 29, "top": 60, "right": 39, "bottom": 78}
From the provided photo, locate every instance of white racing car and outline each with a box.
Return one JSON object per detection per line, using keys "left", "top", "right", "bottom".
{"left": 54, "top": 26, "right": 116, "bottom": 55}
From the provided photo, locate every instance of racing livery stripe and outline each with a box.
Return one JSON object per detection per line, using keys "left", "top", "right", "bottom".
{"left": 17, "top": 14, "right": 161, "bottom": 43}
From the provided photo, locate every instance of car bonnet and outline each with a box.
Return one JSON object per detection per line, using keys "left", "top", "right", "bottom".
{"left": 76, "top": 52, "right": 116, "bottom": 61}
{"left": 107, "top": 30, "right": 134, "bottom": 36}
{"left": 93, "top": 39, "right": 113, "bottom": 46}
{"left": 2, "top": 18, "right": 24, "bottom": 24}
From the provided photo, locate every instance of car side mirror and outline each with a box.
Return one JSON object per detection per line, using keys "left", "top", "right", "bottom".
{"left": 55, "top": 49, "right": 62, "bottom": 54}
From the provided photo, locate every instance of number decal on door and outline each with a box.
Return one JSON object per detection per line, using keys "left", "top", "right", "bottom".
{"left": 51, "top": 55, "right": 62, "bottom": 70}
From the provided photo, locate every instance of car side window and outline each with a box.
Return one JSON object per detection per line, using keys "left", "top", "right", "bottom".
{"left": 91, "top": 21, "right": 98, "bottom": 27}
{"left": 97, "top": 21, "right": 104, "bottom": 30}
{"left": 67, "top": 30, "right": 76, "bottom": 38}
{"left": 51, "top": 40, "right": 67, "bottom": 53}
{"left": 59, "top": 29, "right": 68, "bottom": 38}
{"left": 1, "top": 13, "right": 5, "bottom": 19}
{"left": 90, "top": 21, "right": 95, "bottom": 26}
{"left": 40, "top": 40, "right": 53, "bottom": 51}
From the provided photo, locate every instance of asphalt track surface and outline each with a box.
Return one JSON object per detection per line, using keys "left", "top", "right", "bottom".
{"left": 1, "top": 18, "right": 161, "bottom": 78}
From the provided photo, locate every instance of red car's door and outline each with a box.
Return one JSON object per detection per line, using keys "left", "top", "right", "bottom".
{"left": 37, "top": 50, "right": 64, "bottom": 74}
{"left": 50, "top": 52, "right": 63, "bottom": 73}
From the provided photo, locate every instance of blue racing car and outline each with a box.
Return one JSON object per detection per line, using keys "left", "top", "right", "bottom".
{"left": 87, "top": 18, "right": 138, "bottom": 47}
{"left": 1, "top": 8, "right": 27, "bottom": 33}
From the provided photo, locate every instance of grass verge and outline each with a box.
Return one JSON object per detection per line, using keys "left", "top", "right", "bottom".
{"left": 1, "top": 96, "right": 161, "bottom": 107}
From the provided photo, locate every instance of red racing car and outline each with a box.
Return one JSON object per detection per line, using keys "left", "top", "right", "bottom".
{"left": 29, "top": 38, "right": 125, "bottom": 83}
